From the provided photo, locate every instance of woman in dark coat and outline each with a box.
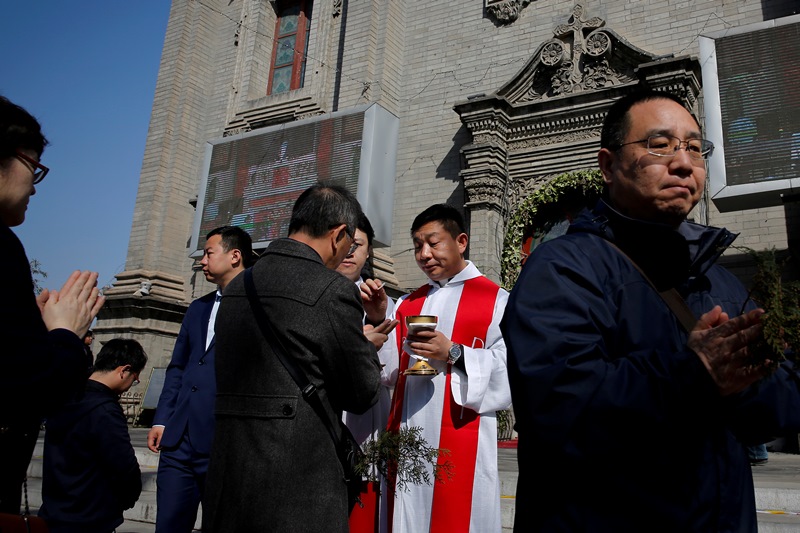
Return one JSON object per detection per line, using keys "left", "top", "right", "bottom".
{"left": 0, "top": 95, "right": 105, "bottom": 513}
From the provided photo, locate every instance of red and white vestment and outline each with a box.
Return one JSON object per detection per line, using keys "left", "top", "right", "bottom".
{"left": 385, "top": 262, "right": 511, "bottom": 533}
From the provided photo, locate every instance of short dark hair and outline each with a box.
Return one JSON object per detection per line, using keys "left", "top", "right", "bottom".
{"left": 0, "top": 96, "right": 48, "bottom": 163}
{"left": 357, "top": 213, "right": 375, "bottom": 247}
{"left": 600, "top": 90, "right": 691, "bottom": 150}
{"left": 410, "top": 204, "right": 466, "bottom": 239}
{"left": 357, "top": 213, "right": 376, "bottom": 279}
{"left": 92, "top": 338, "right": 148, "bottom": 374}
{"left": 206, "top": 225, "right": 256, "bottom": 268}
{"left": 288, "top": 183, "right": 361, "bottom": 239}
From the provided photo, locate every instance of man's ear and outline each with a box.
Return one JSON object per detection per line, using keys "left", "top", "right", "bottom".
{"left": 327, "top": 224, "right": 346, "bottom": 254}
{"left": 456, "top": 232, "right": 468, "bottom": 255}
{"left": 597, "top": 148, "right": 616, "bottom": 187}
{"left": 332, "top": 224, "right": 348, "bottom": 245}
{"left": 230, "top": 248, "right": 242, "bottom": 268}
{"left": 337, "top": 224, "right": 349, "bottom": 242}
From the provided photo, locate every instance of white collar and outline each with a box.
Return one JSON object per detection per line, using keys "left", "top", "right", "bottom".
{"left": 426, "top": 261, "right": 482, "bottom": 288}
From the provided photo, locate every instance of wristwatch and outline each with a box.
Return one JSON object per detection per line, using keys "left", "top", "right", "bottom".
{"left": 447, "top": 343, "right": 463, "bottom": 366}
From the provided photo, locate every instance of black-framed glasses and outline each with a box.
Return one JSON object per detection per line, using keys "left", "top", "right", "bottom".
{"left": 347, "top": 240, "right": 363, "bottom": 256}
{"left": 615, "top": 135, "right": 714, "bottom": 160}
{"left": 330, "top": 223, "right": 357, "bottom": 254}
{"left": 125, "top": 367, "right": 140, "bottom": 386}
{"left": 15, "top": 150, "right": 49, "bottom": 184}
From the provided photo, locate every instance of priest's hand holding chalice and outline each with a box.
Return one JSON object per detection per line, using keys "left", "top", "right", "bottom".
{"left": 403, "top": 315, "right": 439, "bottom": 376}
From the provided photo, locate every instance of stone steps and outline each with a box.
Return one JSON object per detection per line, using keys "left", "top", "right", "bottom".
{"left": 25, "top": 437, "right": 800, "bottom": 532}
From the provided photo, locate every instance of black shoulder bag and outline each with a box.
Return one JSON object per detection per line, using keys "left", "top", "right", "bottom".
{"left": 242, "top": 268, "right": 364, "bottom": 510}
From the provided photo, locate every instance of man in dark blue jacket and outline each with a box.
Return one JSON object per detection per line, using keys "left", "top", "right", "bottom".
{"left": 502, "top": 90, "right": 800, "bottom": 532}
{"left": 147, "top": 225, "right": 254, "bottom": 532}
{"left": 40, "top": 338, "right": 147, "bottom": 533}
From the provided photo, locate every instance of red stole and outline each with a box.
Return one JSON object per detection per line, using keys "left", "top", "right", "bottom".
{"left": 348, "top": 480, "right": 380, "bottom": 532}
{"left": 386, "top": 276, "right": 500, "bottom": 533}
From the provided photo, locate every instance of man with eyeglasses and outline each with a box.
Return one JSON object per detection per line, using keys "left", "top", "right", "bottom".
{"left": 203, "top": 184, "right": 395, "bottom": 533}
{"left": 0, "top": 96, "right": 105, "bottom": 514}
{"left": 502, "top": 90, "right": 800, "bottom": 532}
{"left": 40, "top": 338, "right": 147, "bottom": 533}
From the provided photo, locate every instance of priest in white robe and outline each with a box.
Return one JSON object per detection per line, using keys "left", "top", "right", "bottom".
{"left": 384, "top": 204, "right": 511, "bottom": 533}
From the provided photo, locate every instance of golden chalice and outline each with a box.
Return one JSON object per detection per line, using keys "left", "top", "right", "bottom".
{"left": 404, "top": 315, "right": 439, "bottom": 376}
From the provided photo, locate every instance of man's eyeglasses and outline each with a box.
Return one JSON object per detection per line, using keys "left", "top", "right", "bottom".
{"left": 347, "top": 240, "right": 363, "bottom": 256}
{"left": 330, "top": 223, "right": 358, "bottom": 255}
{"left": 125, "top": 367, "right": 140, "bottom": 386}
{"left": 15, "top": 150, "right": 49, "bottom": 184}
{"left": 615, "top": 135, "right": 715, "bottom": 161}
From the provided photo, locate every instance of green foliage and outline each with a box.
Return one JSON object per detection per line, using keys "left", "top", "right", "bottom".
{"left": 356, "top": 426, "right": 453, "bottom": 492}
{"left": 29, "top": 259, "right": 48, "bottom": 295}
{"left": 740, "top": 248, "right": 800, "bottom": 369}
{"left": 501, "top": 169, "right": 604, "bottom": 288}
{"left": 497, "top": 409, "right": 514, "bottom": 440}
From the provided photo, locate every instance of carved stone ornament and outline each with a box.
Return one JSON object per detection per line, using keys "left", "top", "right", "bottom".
{"left": 486, "top": 0, "right": 533, "bottom": 24}
{"left": 540, "top": 41, "right": 564, "bottom": 67}
{"left": 507, "top": 174, "right": 555, "bottom": 214}
{"left": 530, "top": 8, "right": 677, "bottom": 103}
{"left": 508, "top": 129, "right": 601, "bottom": 151}
{"left": 463, "top": 174, "right": 506, "bottom": 208}
{"left": 516, "top": 5, "right": 626, "bottom": 100}
{"left": 454, "top": 2, "right": 703, "bottom": 254}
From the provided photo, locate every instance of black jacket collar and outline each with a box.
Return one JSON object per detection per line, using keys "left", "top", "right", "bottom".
{"left": 569, "top": 199, "right": 738, "bottom": 291}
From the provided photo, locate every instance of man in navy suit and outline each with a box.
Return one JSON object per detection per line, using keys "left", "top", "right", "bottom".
{"left": 147, "top": 225, "right": 254, "bottom": 532}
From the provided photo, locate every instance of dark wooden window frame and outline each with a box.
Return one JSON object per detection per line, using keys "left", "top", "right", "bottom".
{"left": 267, "top": 0, "right": 311, "bottom": 95}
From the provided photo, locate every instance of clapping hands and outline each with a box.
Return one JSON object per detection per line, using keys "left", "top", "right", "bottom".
{"left": 688, "top": 306, "right": 770, "bottom": 396}
{"left": 38, "top": 270, "right": 106, "bottom": 338}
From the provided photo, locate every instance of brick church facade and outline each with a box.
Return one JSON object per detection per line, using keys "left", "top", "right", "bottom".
{"left": 96, "top": 0, "right": 800, "bottom": 403}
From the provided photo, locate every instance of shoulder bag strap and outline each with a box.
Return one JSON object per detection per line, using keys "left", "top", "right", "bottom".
{"left": 605, "top": 241, "right": 697, "bottom": 333}
{"left": 242, "top": 268, "right": 343, "bottom": 446}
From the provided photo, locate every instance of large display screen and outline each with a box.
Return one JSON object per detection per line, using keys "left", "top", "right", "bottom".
{"left": 189, "top": 104, "right": 399, "bottom": 254}
{"left": 701, "top": 15, "right": 800, "bottom": 211}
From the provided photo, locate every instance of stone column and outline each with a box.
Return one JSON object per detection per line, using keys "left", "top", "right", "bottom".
{"left": 460, "top": 138, "right": 508, "bottom": 285}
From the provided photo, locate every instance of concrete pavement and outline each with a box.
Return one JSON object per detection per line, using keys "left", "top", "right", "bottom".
{"left": 24, "top": 428, "right": 800, "bottom": 532}
{"left": 499, "top": 448, "right": 800, "bottom": 532}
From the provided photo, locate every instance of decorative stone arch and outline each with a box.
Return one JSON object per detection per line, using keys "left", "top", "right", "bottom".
{"left": 500, "top": 169, "right": 603, "bottom": 288}
{"left": 453, "top": 3, "right": 703, "bottom": 284}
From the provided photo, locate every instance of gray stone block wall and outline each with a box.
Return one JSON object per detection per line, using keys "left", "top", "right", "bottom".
{"left": 125, "top": 1, "right": 219, "bottom": 297}
{"left": 374, "top": 0, "right": 798, "bottom": 287}
{"left": 116, "top": 0, "right": 799, "bottom": 329}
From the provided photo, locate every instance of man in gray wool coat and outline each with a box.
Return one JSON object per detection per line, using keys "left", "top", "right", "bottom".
{"left": 202, "top": 183, "right": 396, "bottom": 533}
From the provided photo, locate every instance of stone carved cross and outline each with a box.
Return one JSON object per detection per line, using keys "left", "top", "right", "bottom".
{"left": 553, "top": 5, "right": 604, "bottom": 85}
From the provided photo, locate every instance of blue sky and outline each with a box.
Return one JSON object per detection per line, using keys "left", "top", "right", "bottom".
{"left": 1, "top": 2, "right": 171, "bottom": 291}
